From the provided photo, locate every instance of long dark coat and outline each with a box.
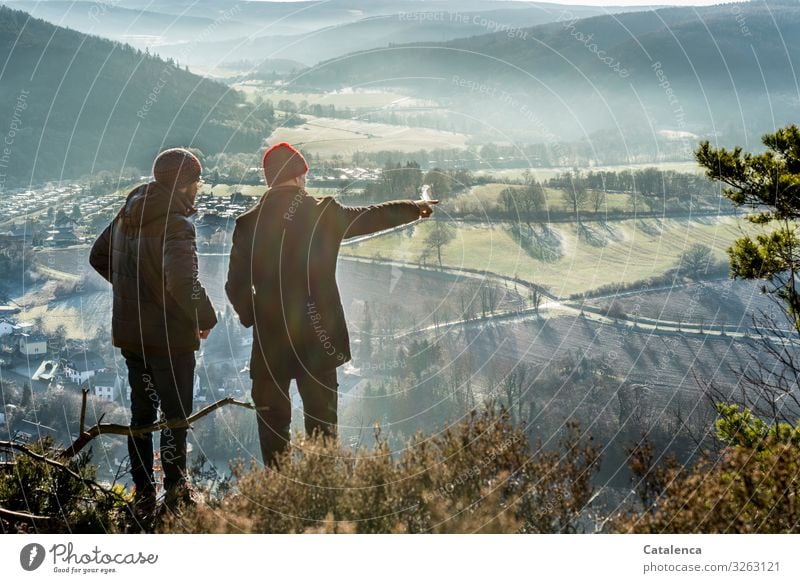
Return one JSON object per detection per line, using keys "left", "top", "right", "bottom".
{"left": 225, "top": 186, "right": 420, "bottom": 379}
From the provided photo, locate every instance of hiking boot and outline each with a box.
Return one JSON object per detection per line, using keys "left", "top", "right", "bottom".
{"left": 162, "top": 482, "right": 201, "bottom": 516}
{"left": 131, "top": 488, "right": 158, "bottom": 520}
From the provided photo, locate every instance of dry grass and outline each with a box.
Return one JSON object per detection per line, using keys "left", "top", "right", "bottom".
{"left": 163, "top": 409, "right": 600, "bottom": 534}
{"left": 610, "top": 438, "right": 800, "bottom": 533}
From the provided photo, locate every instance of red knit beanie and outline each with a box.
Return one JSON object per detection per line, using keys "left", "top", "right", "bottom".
{"left": 262, "top": 142, "right": 308, "bottom": 186}
{"left": 153, "top": 148, "right": 202, "bottom": 189}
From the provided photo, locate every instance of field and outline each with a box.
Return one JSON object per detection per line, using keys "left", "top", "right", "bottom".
{"left": 265, "top": 114, "right": 469, "bottom": 157}
{"left": 341, "top": 216, "right": 759, "bottom": 297}
{"left": 233, "top": 84, "right": 434, "bottom": 109}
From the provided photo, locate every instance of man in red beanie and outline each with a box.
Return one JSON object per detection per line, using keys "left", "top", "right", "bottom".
{"left": 90, "top": 147, "right": 217, "bottom": 516}
{"left": 226, "top": 142, "right": 437, "bottom": 466}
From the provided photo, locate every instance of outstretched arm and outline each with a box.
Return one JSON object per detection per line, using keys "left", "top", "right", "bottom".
{"left": 329, "top": 198, "right": 436, "bottom": 239}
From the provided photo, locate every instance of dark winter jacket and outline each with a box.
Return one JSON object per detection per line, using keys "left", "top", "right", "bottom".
{"left": 89, "top": 182, "right": 217, "bottom": 357}
{"left": 226, "top": 186, "right": 421, "bottom": 379}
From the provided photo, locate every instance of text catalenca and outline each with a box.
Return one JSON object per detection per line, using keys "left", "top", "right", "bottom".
{"left": 643, "top": 545, "right": 702, "bottom": 555}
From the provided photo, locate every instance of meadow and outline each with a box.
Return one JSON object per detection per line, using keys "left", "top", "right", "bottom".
{"left": 265, "top": 114, "right": 469, "bottom": 157}
{"left": 341, "top": 215, "right": 757, "bottom": 298}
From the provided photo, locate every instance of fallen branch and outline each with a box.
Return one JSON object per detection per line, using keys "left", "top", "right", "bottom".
{"left": 0, "top": 506, "right": 57, "bottom": 526}
{"left": 59, "top": 397, "right": 255, "bottom": 459}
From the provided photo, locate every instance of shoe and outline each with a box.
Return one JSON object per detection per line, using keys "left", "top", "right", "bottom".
{"left": 131, "top": 488, "right": 157, "bottom": 520}
{"left": 162, "top": 482, "right": 201, "bottom": 515}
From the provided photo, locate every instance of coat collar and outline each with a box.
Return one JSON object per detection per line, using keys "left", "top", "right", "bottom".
{"left": 266, "top": 185, "right": 306, "bottom": 197}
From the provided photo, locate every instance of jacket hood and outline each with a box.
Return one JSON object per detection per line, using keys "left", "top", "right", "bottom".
{"left": 119, "top": 182, "right": 196, "bottom": 228}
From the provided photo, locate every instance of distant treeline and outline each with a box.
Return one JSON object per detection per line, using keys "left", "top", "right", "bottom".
{"left": 546, "top": 168, "right": 719, "bottom": 199}
{"left": 271, "top": 97, "right": 696, "bottom": 168}
{"left": 272, "top": 98, "right": 481, "bottom": 135}
{"left": 434, "top": 167, "right": 727, "bottom": 224}
{"left": 345, "top": 144, "right": 694, "bottom": 171}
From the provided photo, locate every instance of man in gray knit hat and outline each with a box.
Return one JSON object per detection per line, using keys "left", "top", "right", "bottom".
{"left": 90, "top": 148, "right": 217, "bottom": 517}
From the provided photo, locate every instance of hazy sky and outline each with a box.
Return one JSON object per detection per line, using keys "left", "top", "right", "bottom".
{"left": 258, "top": 0, "right": 738, "bottom": 5}
{"left": 528, "top": 0, "right": 735, "bottom": 5}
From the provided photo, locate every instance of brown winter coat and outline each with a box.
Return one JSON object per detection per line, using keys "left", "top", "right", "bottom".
{"left": 225, "top": 186, "right": 420, "bottom": 379}
{"left": 89, "top": 182, "right": 217, "bottom": 357}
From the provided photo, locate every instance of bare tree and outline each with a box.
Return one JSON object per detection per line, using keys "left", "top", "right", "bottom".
{"left": 590, "top": 188, "right": 607, "bottom": 214}
{"left": 424, "top": 220, "right": 455, "bottom": 270}
{"left": 529, "top": 286, "right": 544, "bottom": 314}
{"left": 561, "top": 172, "right": 589, "bottom": 218}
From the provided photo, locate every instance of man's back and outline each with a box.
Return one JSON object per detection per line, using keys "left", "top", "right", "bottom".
{"left": 226, "top": 186, "right": 421, "bottom": 379}
{"left": 90, "top": 182, "right": 217, "bottom": 357}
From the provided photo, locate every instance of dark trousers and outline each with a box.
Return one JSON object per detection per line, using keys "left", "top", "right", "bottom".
{"left": 251, "top": 368, "right": 339, "bottom": 466}
{"left": 122, "top": 349, "right": 195, "bottom": 493}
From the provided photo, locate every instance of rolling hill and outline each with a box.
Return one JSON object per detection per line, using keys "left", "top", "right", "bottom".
{"left": 0, "top": 6, "right": 272, "bottom": 186}
{"left": 1, "top": 1, "right": 255, "bottom": 44}
{"left": 153, "top": 4, "right": 649, "bottom": 69}
{"left": 291, "top": 1, "right": 800, "bottom": 144}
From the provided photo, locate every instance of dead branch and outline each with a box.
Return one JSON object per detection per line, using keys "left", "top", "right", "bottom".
{"left": 59, "top": 397, "right": 255, "bottom": 460}
{"left": 0, "top": 506, "right": 57, "bottom": 525}
{"left": 80, "top": 388, "right": 88, "bottom": 434}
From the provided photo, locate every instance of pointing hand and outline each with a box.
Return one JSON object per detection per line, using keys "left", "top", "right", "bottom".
{"left": 416, "top": 199, "right": 439, "bottom": 218}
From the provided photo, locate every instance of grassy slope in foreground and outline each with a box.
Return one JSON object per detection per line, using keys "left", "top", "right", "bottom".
{"left": 341, "top": 216, "right": 755, "bottom": 297}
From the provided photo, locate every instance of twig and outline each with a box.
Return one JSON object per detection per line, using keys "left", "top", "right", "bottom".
{"left": 59, "top": 397, "right": 255, "bottom": 459}
{"left": 0, "top": 506, "right": 57, "bottom": 525}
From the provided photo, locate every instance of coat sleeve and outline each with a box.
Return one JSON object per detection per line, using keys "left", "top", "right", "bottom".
{"left": 225, "top": 218, "right": 255, "bottom": 328}
{"left": 89, "top": 222, "right": 113, "bottom": 283}
{"left": 164, "top": 217, "right": 218, "bottom": 331}
{"left": 326, "top": 197, "right": 421, "bottom": 239}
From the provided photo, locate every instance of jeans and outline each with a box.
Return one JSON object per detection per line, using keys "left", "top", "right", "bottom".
{"left": 251, "top": 368, "right": 339, "bottom": 466}
{"left": 122, "top": 349, "right": 195, "bottom": 493}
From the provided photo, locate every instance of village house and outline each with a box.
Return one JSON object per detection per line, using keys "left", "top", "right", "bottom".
{"left": 44, "top": 226, "right": 80, "bottom": 247}
{"left": 18, "top": 333, "right": 48, "bottom": 356}
{"left": 87, "top": 371, "right": 122, "bottom": 402}
{"left": 61, "top": 350, "right": 106, "bottom": 384}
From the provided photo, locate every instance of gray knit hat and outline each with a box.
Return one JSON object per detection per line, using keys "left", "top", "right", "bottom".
{"left": 153, "top": 148, "right": 202, "bottom": 189}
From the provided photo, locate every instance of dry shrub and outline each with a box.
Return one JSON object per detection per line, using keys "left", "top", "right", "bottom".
{"left": 0, "top": 439, "right": 131, "bottom": 533}
{"left": 611, "top": 437, "right": 800, "bottom": 533}
{"left": 164, "top": 409, "right": 600, "bottom": 534}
